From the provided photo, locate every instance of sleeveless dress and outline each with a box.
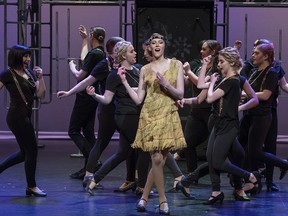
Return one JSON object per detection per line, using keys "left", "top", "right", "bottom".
{"left": 132, "top": 59, "right": 187, "bottom": 152}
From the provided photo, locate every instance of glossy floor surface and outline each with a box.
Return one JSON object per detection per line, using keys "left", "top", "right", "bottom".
{"left": 0, "top": 138, "right": 288, "bottom": 216}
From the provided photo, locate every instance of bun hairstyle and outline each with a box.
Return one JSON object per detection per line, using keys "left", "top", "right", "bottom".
{"left": 8, "top": 44, "right": 31, "bottom": 70}
{"left": 113, "top": 40, "right": 132, "bottom": 65}
{"left": 218, "top": 47, "right": 243, "bottom": 71}
{"left": 90, "top": 26, "right": 105, "bottom": 42}
{"left": 106, "top": 37, "right": 125, "bottom": 55}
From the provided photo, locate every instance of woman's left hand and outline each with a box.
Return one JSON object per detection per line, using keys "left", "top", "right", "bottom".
{"left": 33, "top": 66, "right": 43, "bottom": 79}
{"left": 156, "top": 72, "right": 169, "bottom": 88}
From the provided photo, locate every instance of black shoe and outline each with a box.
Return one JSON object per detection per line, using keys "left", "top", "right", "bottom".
{"left": 266, "top": 182, "right": 279, "bottom": 192}
{"left": 82, "top": 175, "right": 104, "bottom": 189}
{"left": 70, "top": 168, "right": 85, "bottom": 179}
{"left": 175, "top": 181, "right": 195, "bottom": 199}
{"left": 26, "top": 187, "right": 47, "bottom": 197}
{"left": 203, "top": 192, "right": 224, "bottom": 205}
{"left": 245, "top": 171, "right": 262, "bottom": 195}
{"left": 233, "top": 190, "right": 250, "bottom": 201}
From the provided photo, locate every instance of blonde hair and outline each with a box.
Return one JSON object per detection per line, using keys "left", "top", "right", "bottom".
{"left": 219, "top": 47, "right": 243, "bottom": 71}
{"left": 113, "top": 41, "right": 132, "bottom": 64}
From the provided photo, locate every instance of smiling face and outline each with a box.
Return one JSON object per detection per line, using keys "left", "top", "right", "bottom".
{"left": 217, "top": 55, "right": 230, "bottom": 77}
{"left": 123, "top": 45, "right": 137, "bottom": 65}
{"left": 23, "top": 53, "right": 31, "bottom": 69}
{"left": 149, "top": 38, "right": 165, "bottom": 59}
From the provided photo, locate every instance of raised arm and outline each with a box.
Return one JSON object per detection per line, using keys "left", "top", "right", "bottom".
{"left": 79, "top": 25, "right": 89, "bottom": 61}
{"left": 118, "top": 66, "right": 146, "bottom": 105}
{"left": 34, "top": 66, "right": 46, "bottom": 99}
{"left": 197, "top": 55, "right": 212, "bottom": 89}
{"left": 206, "top": 73, "right": 224, "bottom": 103}
{"left": 183, "top": 62, "right": 198, "bottom": 85}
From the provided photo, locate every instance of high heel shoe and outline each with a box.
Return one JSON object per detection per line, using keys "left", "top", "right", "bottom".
{"left": 266, "top": 182, "right": 279, "bottom": 192}
{"left": 85, "top": 175, "right": 97, "bottom": 196}
{"left": 114, "top": 181, "right": 136, "bottom": 193}
{"left": 203, "top": 192, "right": 224, "bottom": 205}
{"left": 26, "top": 187, "right": 47, "bottom": 197}
{"left": 245, "top": 171, "right": 262, "bottom": 195}
{"left": 175, "top": 181, "right": 195, "bottom": 199}
{"left": 233, "top": 190, "right": 250, "bottom": 201}
{"left": 159, "top": 201, "right": 170, "bottom": 215}
{"left": 136, "top": 198, "right": 147, "bottom": 212}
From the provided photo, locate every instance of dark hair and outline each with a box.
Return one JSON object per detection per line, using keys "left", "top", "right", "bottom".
{"left": 8, "top": 44, "right": 31, "bottom": 70}
{"left": 205, "top": 40, "right": 222, "bottom": 56}
{"left": 256, "top": 42, "right": 275, "bottom": 65}
{"left": 254, "top": 39, "right": 271, "bottom": 47}
{"left": 90, "top": 26, "right": 105, "bottom": 42}
{"left": 106, "top": 36, "right": 124, "bottom": 55}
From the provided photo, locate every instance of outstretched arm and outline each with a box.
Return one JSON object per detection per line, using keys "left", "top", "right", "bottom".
{"left": 57, "top": 75, "right": 96, "bottom": 99}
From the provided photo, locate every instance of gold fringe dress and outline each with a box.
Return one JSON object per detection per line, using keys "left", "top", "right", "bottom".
{"left": 132, "top": 59, "right": 187, "bottom": 152}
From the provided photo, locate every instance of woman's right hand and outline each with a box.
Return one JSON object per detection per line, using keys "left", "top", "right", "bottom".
{"left": 117, "top": 66, "right": 127, "bottom": 82}
{"left": 203, "top": 55, "right": 212, "bottom": 65}
{"left": 86, "top": 86, "right": 95, "bottom": 96}
{"left": 57, "top": 91, "right": 69, "bottom": 99}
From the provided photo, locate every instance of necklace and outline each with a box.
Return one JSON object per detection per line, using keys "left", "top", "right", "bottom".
{"left": 125, "top": 68, "right": 139, "bottom": 85}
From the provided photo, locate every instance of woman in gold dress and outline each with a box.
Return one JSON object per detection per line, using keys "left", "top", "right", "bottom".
{"left": 118, "top": 33, "right": 186, "bottom": 215}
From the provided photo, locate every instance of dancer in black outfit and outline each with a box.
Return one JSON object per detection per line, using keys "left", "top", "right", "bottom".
{"left": 181, "top": 40, "right": 221, "bottom": 174}
{"left": 238, "top": 42, "right": 288, "bottom": 193}
{"left": 240, "top": 39, "right": 288, "bottom": 191}
{"left": 197, "top": 47, "right": 261, "bottom": 204}
{"left": 85, "top": 41, "right": 149, "bottom": 195}
{"left": 58, "top": 37, "right": 123, "bottom": 187}
{"left": 0, "top": 45, "right": 46, "bottom": 197}
{"left": 66, "top": 25, "right": 106, "bottom": 179}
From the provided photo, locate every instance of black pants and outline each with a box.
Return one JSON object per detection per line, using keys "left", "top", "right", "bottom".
{"left": 207, "top": 127, "right": 250, "bottom": 191}
{"left": 93, "top": 114, "right": 148, "bottom": 185}
{"left": 264, "top": 108, "right": 277, "bottom": 183}
{"left": 0, "top": 108, "right": 38, "bottom": 188}
{"left": 183, "top": 108, "right": 210, "bottom": 173}
{"left": 68, "top": 93, "right": 98, "bottom": 165}
{"left": 85, "top": 103, "right": 116, "bottom": 173}
{"left": 239, "top": 114, "right": 288, "bottom": 172}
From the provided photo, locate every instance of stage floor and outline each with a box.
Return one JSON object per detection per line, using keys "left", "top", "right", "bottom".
{"left": 0, "top": 139, "right": 288, "bottom": 216}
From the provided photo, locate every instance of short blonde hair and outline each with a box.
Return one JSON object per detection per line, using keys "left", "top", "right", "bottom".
{"left": 219, "top": 47, "right": 243, "bottom": 71}
{"left": 113, "top": 41, "right": 132, "bottom": 65}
